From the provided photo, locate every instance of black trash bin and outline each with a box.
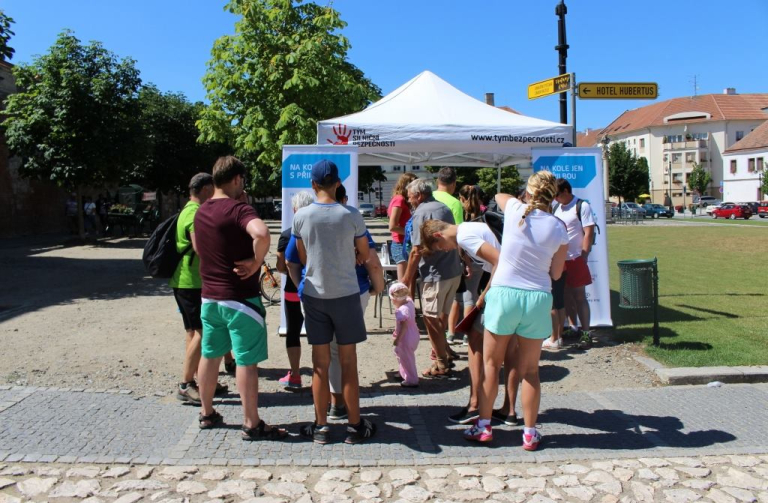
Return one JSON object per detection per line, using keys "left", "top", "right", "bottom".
{"left": 617, "top": 258, "right": 660, "bottom": 345}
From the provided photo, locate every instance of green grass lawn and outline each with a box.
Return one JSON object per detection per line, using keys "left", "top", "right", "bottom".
{"left": 608, "top": 225, "right": 768, "bottom": 367}
{"left": 669, "top": 217, "right": 768, "bottom": 227}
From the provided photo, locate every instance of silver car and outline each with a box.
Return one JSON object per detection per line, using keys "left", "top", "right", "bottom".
{"left": 359, "top": 203, "right": 374, "bottom": 217}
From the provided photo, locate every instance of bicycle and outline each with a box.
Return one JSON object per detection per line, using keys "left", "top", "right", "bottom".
{"left": 260, "top": 261, "right": 281, "bottom": 305}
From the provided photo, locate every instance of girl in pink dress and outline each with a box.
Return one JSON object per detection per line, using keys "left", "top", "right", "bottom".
{"left": 389, "top": 282, "right": 420, "bottom": 387}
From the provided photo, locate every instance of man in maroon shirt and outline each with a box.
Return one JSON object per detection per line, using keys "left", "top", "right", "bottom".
{"left": 193, "top": 156, "right": 286, "bottom": 440}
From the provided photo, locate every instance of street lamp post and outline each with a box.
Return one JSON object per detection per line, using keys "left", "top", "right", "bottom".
{"left": 601, "top": 135, "right": 610, "bottom": 201}
{"left": 759, "top": 170, "right": 763, "bottom": 201}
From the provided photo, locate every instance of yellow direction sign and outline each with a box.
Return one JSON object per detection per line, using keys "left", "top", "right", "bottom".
{"left": 528, "top": 73, "right": 571, "bottom": 100}
{"left": 578, "top": 82, "right": 658, "bottom": 100}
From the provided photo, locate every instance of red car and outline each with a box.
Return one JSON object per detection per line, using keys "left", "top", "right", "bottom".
{"left": 758, "top": 201, "right": 768, "bottom": 218}
{"left": 374, "top": 205, "right": 388, "bottom": 217}
{"left": 712, "top": 204, "right": 753, "bottom": 220}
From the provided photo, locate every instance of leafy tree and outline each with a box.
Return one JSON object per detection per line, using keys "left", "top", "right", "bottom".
{"left": 358, "top": 165, "right": 386, "bottom": 196}
{"left": 127, "top": 85, "right": 230, "bottom": 193}
{"left": 2, "top": 31, "right": 143, "bottom": 237}
{"left": 198, "top": 0, "right": 381, "bottom": 194}
{"left": 477, "top": 166, "right": 523, "bottom": 199}
{"left": 608, "top": 142, "right": 649, "bottom": 203}
{"left": 0, "top": 10, "right": 14, "bottom": 62}
{"left": 762, "top": 174, "right": 768, "bottom": 200}
{"left": 687, "top": 162, "right": 712, "bottom": 197}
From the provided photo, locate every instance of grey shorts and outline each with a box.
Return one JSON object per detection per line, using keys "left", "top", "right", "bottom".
{"left": 302, "top": 293, "right": 367, "bottom": 346}
{"left": 457, "top": 262, "right": 484, "bottom": 307}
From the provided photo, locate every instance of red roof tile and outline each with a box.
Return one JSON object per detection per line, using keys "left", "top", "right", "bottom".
{"left": 724, "top": 120, "right": 768, "bottom": 153}
{"left": 497, "top": 105, "right": 520, "bottom": 115}
{"left": 602, "top": 93, "right": 768, "bottom": 136}
{"left": 577, "top": 128, "right": 604, "bottom": 147}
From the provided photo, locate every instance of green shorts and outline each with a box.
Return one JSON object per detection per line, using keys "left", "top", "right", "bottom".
{"left": 483, "top": 286, "right": 552, "bottom": 339}
{"left": 201, "top": 297, "right": 268, "bottom": 366}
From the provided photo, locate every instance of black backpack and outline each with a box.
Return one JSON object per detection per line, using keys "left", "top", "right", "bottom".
{"left": 552, "top": 198, "right": 601, "bottom": 245}
{"left": 142, "top": 213, "right": 192, "bottom": 278}
{"left": 481, "top": 210, "right": 505, "bottom": 244}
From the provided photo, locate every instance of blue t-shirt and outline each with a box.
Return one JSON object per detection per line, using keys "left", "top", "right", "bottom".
{"left": 286, "top": 231, "right": 375, "bottom": 298}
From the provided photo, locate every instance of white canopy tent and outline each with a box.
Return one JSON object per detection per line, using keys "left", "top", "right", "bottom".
{"left": 317, "top": 70, "right": 572, "bottom": 170}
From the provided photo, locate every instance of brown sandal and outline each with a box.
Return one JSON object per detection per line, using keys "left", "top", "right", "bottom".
{"left": 241, "top": 420, "right": 288, "bottom": 441}
{"left": 198, "top": 410, "right": 223, "bottom": 429}
{"left": 422, "top": 365, "right": 451, "bottom": 378}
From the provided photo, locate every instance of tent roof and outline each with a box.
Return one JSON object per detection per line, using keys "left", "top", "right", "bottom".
{"left": 317, "top": 71, "right": 572, "bottom": 166}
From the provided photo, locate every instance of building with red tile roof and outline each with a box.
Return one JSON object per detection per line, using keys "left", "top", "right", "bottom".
{"left": 599, "top": 90, "right": 768, "bottom": 205}
{"left": 722, "top": 120, "right": 768, "bottom": 202}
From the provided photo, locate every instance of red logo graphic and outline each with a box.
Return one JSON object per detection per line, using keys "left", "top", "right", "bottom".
{"left": 328, "top": 124, "right": 350, "bottom": 145}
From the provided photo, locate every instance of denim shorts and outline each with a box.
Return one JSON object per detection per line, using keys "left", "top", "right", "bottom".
{"left": 484, "top": 286, "right": 553, "bottom": 339}
{"left": 389, "top": 241, "right": 407, "bottom": 264}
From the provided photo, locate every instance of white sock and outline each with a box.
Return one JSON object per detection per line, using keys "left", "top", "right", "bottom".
{"left": 524, "top": 426, "right": 537, "bottom": 436}
{"left": 477, "top": 419, "right": 491, "bottom": 429}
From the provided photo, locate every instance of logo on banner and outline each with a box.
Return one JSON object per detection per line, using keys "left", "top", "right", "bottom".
{"left": 325, "top": 124, "right": 396, "bottom": 147}
{"left": 328, "top": 125, "right": 350, "bottom": 145}
{"left": 533, "top": 155, "right": 596, "bottom": 189}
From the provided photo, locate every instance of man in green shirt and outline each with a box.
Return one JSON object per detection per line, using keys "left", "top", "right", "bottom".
{"left": 432, "top": 167, "right": 466, "bottom": 347}
{"left": 171, "top": 173, "right": 217, "bottom": 403}
{"left": 433, "top": 167, "right": 464, "bottom": 226}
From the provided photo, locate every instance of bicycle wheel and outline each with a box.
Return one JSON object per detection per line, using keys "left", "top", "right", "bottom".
{"left": 260, "top": 268, "right": 281, "bottom": 305}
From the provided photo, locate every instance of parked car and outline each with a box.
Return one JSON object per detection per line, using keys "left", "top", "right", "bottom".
{"left": 743, "top": 202, "right": 760, "bottom": 214}
{"left": 712, "top": 204, "right": 752, "bottom": 220}
{"left": 623, "top": 202, "right": 646, "bottom": 218}
{"left": 757, "top": 201, "right": 768, "bottom": 218}
{"left": 642, "top": 203, "right": 674, "bottom": 218}
{"left": 374, "top": 205, "right": 388, "bottom": 217}
{"left": 693, "top": 195, "right": 718, "bottom": 208}
{"left": 359, "top": 203, "right": 375, "bottom": 217}
{"left": 705, "top": 201, "right": 731, "bottom": 215}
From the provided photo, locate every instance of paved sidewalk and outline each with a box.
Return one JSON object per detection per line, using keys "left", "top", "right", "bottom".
{"left": 1, "top": 383, "right": 766, "bottom": 467}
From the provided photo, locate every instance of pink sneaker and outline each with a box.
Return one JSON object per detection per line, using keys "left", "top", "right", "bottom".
{"left": 278, "top": 371, "right": 302, "bottom": 388}
{"left": 463, "top": 423, "right": 493, "bottom": 443}
{"left": 522, "top": 430, "right": 541, "bottom": 451}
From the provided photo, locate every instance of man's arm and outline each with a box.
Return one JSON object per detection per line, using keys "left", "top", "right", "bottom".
{"left": 581, "top": 225, "right": 595, "bottom": 259}
{"left": 275, "top": 251, "right": 287, "bottom": 273}
{"left": 364, "top": 247, "right": 385, "bottom": 295}
{"left": 190, "top": 231, "right": 198, "bottom": 254}
{"left": 403, "top": 246, "right": 421, "bottom": 288}
{"left": 286, "top": 262, "right": 302, "bottom": 288}
{"left": 550, "top": 244, "right": 568, "bottom": 281}
{"left": 233, "top": 218, "right": 270, "bottom": 280}
{"left": 296, "top": 238, "right": 307, "bottom": 266}
{"left": 354, "top": 235, "right": 370, "bottom": 266}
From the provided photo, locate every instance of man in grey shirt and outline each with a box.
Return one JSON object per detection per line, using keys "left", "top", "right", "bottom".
{"left": 292, "top": 159, "right": 376, "bottom": 445}
{"left": 404, "top": 178, "right": 462, "bottom": 377}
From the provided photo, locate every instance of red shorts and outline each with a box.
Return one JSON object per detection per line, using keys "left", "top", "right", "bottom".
{"left": 564, "top": 256, "right": 592, "bottom": 288}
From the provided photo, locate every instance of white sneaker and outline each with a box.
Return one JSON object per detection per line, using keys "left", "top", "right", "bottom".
{"left": 542, "top": 338, "right": 562, "bottom": 349}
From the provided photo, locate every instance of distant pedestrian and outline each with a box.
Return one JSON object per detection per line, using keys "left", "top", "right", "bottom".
{"left": 193, "top": 156, "right": 287, "bottom": 440}
{"left": 389, "top": 282, "right": 420, "bottom": 387}
{"left": 84, "top": 196, "right": 97, "bottom": 236}
{"left": 387, "top": 172, "right": 417, "bottom": 282}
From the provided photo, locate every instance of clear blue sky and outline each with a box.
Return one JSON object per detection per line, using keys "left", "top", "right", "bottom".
{"left": 5, "top": 0, "right": 767, "bottom": 131}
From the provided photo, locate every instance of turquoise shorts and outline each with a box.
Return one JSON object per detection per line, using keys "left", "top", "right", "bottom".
{"left": 483, "top": 286, "right": 553, "bottom": 339}
{"left": 201, "top": 297, "right": 268, "bottom": 366}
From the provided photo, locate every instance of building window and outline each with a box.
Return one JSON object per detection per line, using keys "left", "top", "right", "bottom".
{"left": 672, "top": 153, "right": 682, "bottom": 163}
{"left": 393, "top": 166, "right": 401, "bottom": 171}
{"left": 736, "top": 131, "right": 744, "bottom": 142}
{"left": 730, "top": 160, "right": 737, "bottom": 174}
{"left": 748, "top": 158, "right": 756, "bottom": 172}
{"left": 758, "top": 158, "right": 764, "bottom": 171}
{"left": 691, "top": 132, "right": 708, "bottom": 141}
{"left": 639, "top": 138, "right": 645, "bottom": 149}
{"left": 685, "top": 152, "right": 695, "bottom": 163}
{"left": 411, "top": 166, "right": 420, "bottom": 171}
{"left": 357, "top": 191, "right": 364, "bottom": 200}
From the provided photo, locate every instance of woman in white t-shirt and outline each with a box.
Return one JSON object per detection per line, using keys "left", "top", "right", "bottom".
{"left": 464, "top": 170, "right": 568, "bottom": 451}
{"left": 420, "top": 220, "right": 511, "bottom": 426}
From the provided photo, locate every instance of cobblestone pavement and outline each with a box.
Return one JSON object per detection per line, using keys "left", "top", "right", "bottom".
{"left": 1, "top": 384, "right": 767, "bottom": 467}
{"left": 0, "top": 454, "right": 767, "bottom": 503}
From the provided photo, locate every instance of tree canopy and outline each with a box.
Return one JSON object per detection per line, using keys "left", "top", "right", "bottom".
{"left": 198, "top": 0, "right": 381, "bottom": 190}
{"left": 3, "top": 31, "right": 143, "bottom": 190}
{"left": 0, "top": 10, "right": 14, "bottom": 62}
{"left": 128, "top": 86, "right": 230, "bottom": 193}
{"left": 687, "top": 162, "right": 712, "bottom": 196}
{"left": 608, "top": 142, "right": 649, "bottom": 203}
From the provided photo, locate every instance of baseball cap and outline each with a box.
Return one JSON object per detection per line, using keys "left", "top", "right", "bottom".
{"left": 311, "top": 159, "right": 340, "bottom": 185}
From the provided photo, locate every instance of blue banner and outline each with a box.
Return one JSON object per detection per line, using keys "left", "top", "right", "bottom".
{"left": 282, "top": 153, "right": 352, "bottom": 188}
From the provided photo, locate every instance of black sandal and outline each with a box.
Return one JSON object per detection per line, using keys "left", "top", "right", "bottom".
{"left": 198, "top": 410, "right": 223, "bottom": 430}
{"left": 241, "top": 419, "right": 288, "bottom": 441}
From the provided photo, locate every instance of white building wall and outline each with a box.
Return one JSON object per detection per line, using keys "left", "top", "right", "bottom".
{"left": 722, "top": 150, "right": 767, "bottom": 202}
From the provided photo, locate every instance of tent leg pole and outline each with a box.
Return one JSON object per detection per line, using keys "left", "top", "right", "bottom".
{"left": 496, "top": 163, "right": 501, "bottom": 194}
